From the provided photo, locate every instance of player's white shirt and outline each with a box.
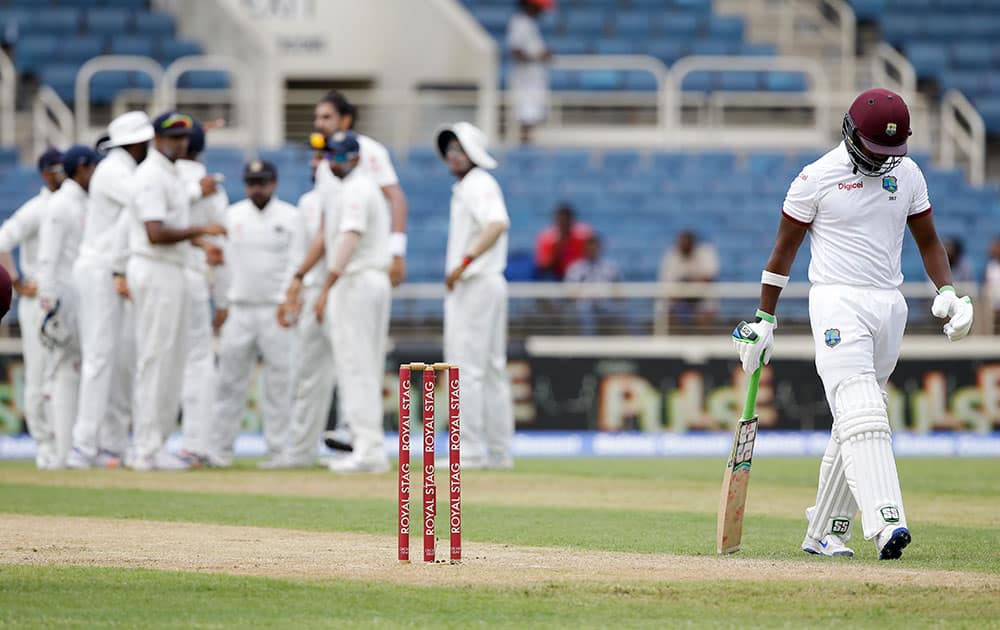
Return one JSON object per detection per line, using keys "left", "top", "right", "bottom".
{"left": 782, "top": 142, "right": 930, "bottom": 289}
{"left": 0, "top": 186, "right": 51, "bottom": 281}
{"left": 129, "top": 149, "right": 192, "bottom": 266}
{"left": 327, "top": 166, "right": 390, "bottom": 275}
{"left": 507, "top": 12, "right": 547, "bottom": 82}
{"left": 296, "top": 189, "right": 326, "bottom": 287}
{"left": 446, "top": 167, "right": 510, "bottom": 277}
{"left": 223, "top": 197, "right": 306, "bottom": 305}
{"left": 36, "top": 179, "right": 86, "bottom": 301}
{"left": 177, "top": 158, "right": 228, "bottom": 272}
{"left": 79, "top": 147, "right": 139, "bottom": 267}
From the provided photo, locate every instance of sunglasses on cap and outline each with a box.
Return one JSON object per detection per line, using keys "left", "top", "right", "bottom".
{"left": 159, "top": 113, "right": 193, "bottom": 131}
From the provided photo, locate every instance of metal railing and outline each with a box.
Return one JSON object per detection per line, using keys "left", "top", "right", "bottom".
{"left": 940, "top": 90, "right": 986, "bottom": 187}
{"left": 160, "top": 55, "right": 252, "bottom": 148}
{"left": 32, "top": 85, "right": 74, "bottom": 156}
{"left": 0, "top": 48, "right": 15, "bottom": 147}
{"left": 75, "top": 55, "right": 165, "bottom": 146}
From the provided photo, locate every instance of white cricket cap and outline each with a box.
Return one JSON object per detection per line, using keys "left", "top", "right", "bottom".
{"left": 103, "top": 111, "right": 154, "bottom": 149}
{"left": 434, "top": 121, "right": 497, "bottom": 170}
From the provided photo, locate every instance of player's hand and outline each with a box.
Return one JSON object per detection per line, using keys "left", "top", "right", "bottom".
{"left": 931, "top": 286, "right": 973, "bottom": 341}
{"left": 445, "top": 266, "right": 465, "bottom": 291}
{"left": 13, "top": 278, "right": 37, "bottom": 298}
{"left": 212, "top": 308, "right": 228, "bottom": 333}
{"left": 389, "top": 256, "right": 406, "bottom": 287}
{"left": 314, "top": 289, "right": 329, "bottom": 323}
{"left": 202, "top": 243, "right": 224, "bottom": 266}
{"left": 201, "top": 223, "right": 227, "bottom": 237}
{"left": 276, "top": 299, "right": 302, "bottom": 328}
{"left": 113, "top": 275, "right": 131, "bottom": 300}
{"left": 732, "top": 311, "right": 776, "bottom": 374}
{"left": 198, "top": 176, "right": 218, "bottom": 198}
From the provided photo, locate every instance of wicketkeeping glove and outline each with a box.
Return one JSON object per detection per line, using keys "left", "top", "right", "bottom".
{"left": 931, "top": 285, "right": 973, "bottom": 341}
{"left": 732, "top": 310, "right": 776, "bottom": 374}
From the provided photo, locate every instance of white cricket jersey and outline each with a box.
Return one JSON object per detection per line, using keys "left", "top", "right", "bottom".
{"left": 296, "top": 189, "right": 326, "bottom": 287}
{"left": 0, "top": 186, "right": 51, "bottom": 281}
{"left": 129, "top": 149, "right": 192, "bottom": 266}
{"left": 446, "top": 167, "right": 510, "bottom": 277}
{"left": 36, "top": 179, "right": 86, "bottom": 300}
{"left": 782, "top": 142, "right": 931, "bottom": 289}
{"left": 327, "top": 167, "right": 390, "bottom": 275}
{"left": 79, "top": 147, "right": 139, "bottom": 267}
{"left": 177, "top": 158, "right": 228, "bottom": 272}
{"left": 223, "top": 197, "right": 306, "bottom": 305}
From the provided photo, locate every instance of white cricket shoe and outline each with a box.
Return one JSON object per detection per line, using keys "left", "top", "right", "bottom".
{"left": 802, "top": 534, "right": 855, "bottom": 557}
{"left": 876, "top": 526, "right": 911, "bottom": 560}
{"left": 65, "top": 447, "right": 95, "bottom": 469}
{"left": 328, "top": 455, "right": 390, "bottom": 474}
{"left": 35, "top": 442, "right": 57, "bottom": 469}
{"left": 129, "top": 450, "right": 190, "bottom": 472}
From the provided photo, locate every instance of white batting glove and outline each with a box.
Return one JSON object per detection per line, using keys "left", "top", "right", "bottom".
{"left": 732, "top": 310, "right": 776, "bottom": 374}
{"left": 931, "top": 286, "right": 973, "bottom": 341}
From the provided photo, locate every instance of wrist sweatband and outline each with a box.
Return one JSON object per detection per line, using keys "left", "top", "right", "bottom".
{"left": 462, "top": 255, "right": 475, "bottom": 268}
{"left": 937, "top": 285, "right": 955, "bottom": 294}
{"left": 388, "top": 232, "right": 407, "bottom": 258}
{"left": 761, "top": 270, "right": 789, "bottom": 288}
{"left": 755, "top": 309, "right": 776, "bottom": 325}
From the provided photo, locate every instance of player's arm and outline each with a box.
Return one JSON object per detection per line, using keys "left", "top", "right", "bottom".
{"left": 757, "top": 215, "right": 809, "bottom": 315}
{"left": 145, "top": 221, "right": 224, "bottom": 244}
{"left": 314, "top": 230, "right": 360, "bottom": 323}
{"left": 907, "top": 211, "right": 952, "bottom": 289}
{"left": 35, "top": 210, "right": 65, "bottom": 310}
{"left": 446, "top": 220, "right": 508, "bottom": 291}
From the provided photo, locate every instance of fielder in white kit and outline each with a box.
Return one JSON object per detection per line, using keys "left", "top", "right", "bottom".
{"left": 66, "top": 111, "right": 153, "bottom": 469}
{"left": 211, "top": 160, "right": 305, "bottom": 468}
{"left": 733, "top": 89, "right": 974, "bottom": 560}
{"left": 313, "top": 131, "right": 391, "bottom": 474}
{"left": 176, "top": 120, "right": 227, "bottom": 467}
{"left": 435, "top": 123, "right": 514, "bottom": 470}
{"left": 0, "top": 149, "right": 64, "bottom": 468}
{"left": 36, "top": 145, "right": 100, "bottom": 468}
{"left": 127, "top": 112, "right": 226, "bottom": 471}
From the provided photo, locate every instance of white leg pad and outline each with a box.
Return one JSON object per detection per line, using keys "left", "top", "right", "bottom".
{"left": 833, "top": 374, "right": 907, "bottom": 540}
{"left": 806, "top": 433, "right": 857, "bottom": 542}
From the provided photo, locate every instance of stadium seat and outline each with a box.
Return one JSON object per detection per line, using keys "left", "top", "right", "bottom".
{"left": 110, "top": 36, "right": 155, "bottom": 57}
{"left": 85, "top": 9, "right": 132, "bottom": 36}
{"left": 159, "top": 39, "right": 202, "bottom": 63}
{"left": 179, "top": 71, "right": 231, "bottom": 89}
{"left": 88, "top": 70, "right": 131, "bottom": 104}
{"left": 764, "top": 71, "right": 808, "bottom": 92}
{"left": 20, "top": 8, "right": 79, "bottom": 36}
{"left": 39, "top": 64, "right": 80, "bottom": 102}
{"left": 134, "top": 11, "right": 176, "bottom": 37}
{"left": 15, "top": 35, "right": 60, "bottom": 73}
{"left": 58, "top": 35, "right": 105, "bottom": 62}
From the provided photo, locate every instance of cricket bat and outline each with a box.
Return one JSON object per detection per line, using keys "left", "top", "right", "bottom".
{"left": 717, "top": 321, "right": 763, "bottom": 555}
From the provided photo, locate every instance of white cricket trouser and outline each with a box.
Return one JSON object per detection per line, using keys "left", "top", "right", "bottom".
{"left": 212, "top": 302, "right": 293, "bottom": 464}
{"left": 71, "top": 259, "right": 133, "bottom": 458}
{"left": 18, "top": 296, "right": 47, "bottom": 449}
{"left": 285, "top": 285, "right": 335, "bottom": 462}
{"left": 807, "top": 284, "right": 908, "bottom": 540}
{"left": 101, "top": 300, "right": 134, "bottom": 456}
{"left": 181, "top": 268, "right": 216, "bottom": 455}
{"left": 328, "top": 269, "right": 390, "bottom": 465}
{"left": 128, "top": 256, "right": 189, "bottom": 461}
{"left": 444, "top": 272, "right": 513, "bottom": 466}
{"left": 41, "top": 285, "right": 81, "bottom": 466}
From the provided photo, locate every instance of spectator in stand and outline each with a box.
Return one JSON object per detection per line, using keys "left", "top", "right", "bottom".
{"left": 507, "top": 0, "right": 553, "bottom": 144}
{"left": 657, "top": 230, "right": 720, "bottom": 330}
{"left": 534, "top": 203, "right": 592, "bottom": 280}
{"left": 985, "top": 236, "right": 1000, "bottom": 334}
{"left": 943, "top": 236, "right": 974, "bottom": 284}
{"left": 565, "top": 234, "right": 624, "bottom": 334}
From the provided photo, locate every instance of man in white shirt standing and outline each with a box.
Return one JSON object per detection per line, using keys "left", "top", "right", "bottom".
{"left": 435, "top": 122, "right": 514, "bottom": 470}
{"left": 313, "top": 131, "right": 392, "bottom": 474}
{"left": 66, "top": 111, "right": 153, "bottom": 469}
{"left": 733, "top": 89, "right": 973, "bottom": 560}
{"left": 176, "top": 120, "right": 227, "bottom": 467}
{"left": 127, "top": 112, "right": 226, "bottom": 471}
{"left": 0, "top": 149, "right": 63, "bottom": 468}
{"left": 285, "top": 90, "right": 409, "bottom": 453}
{"left": 210, "top": 160, "right": 305, "bottom": 468}
{"left": 507, "top": 0, "right": 553, "bottom": 144}
{"left": 36, "top": 145, "right": 99, "bottom": 468}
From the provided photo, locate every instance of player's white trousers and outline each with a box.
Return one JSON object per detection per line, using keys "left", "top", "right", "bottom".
{"left": 212, "top": 302, "right": 293, "bottom": 464}
{"left": 327, "top": 269, "right": 389, "bottom": 465}
{"left": 285, "top": 286, "right": 335, "bottom": 462}
{"left": 71, "top": 259, "right": 132, "bottom": 458}
{"left": 41, "top": 285, "right": 80, "bottom": 466}
{"left": 181, "top": 268, "right": 216, "bottom": 455}
{"left": 18, "top": 296, "right": 47, "bottom": 452}
{"left": 808, "top": 284, "right": 908, "bottom": 540}
{"left": 444, "top": 272, "right": 513, "bottom": 466}
{"left": 128, "top": 256, "right": 189, "bottom": 461}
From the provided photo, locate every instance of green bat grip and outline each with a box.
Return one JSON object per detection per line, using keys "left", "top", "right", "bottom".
{"left": 742, "top": 366, "right": 762, "bottom": 421}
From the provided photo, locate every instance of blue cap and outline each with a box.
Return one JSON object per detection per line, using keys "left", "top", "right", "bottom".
{"left": 37, "top": 148, "right": 62, "bottom": 172}
{"left": 62, "top": 145, "right": 100, "bottom": 177}
{"left": 325, "top": 130, "right": 360, "bottom": 163}
{"left": 187, "top": 121, "right": 205, "bottom": 156}
{"left": 152, "top": 111, "right": 194, "bottom": 137}
{"left": 243, "top": 159, "right": 277, "bottom": 181}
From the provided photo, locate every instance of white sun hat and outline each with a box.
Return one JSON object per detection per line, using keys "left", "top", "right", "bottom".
{"left": 434, "top": 121, "right": 498, "bottom": 170}
{"left": 103, "top": 111, "right": 154, "bottom": 149}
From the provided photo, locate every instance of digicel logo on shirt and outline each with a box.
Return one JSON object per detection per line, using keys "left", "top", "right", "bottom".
{"left": 838, "top": 181, "right": 864, "bottom": 190}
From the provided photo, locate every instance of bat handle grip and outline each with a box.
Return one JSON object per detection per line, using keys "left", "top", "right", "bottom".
{"left": 742, "top": 367, "right": 762, "bottom": 421}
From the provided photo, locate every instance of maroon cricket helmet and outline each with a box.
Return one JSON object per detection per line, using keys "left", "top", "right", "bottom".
{"left": 846, "top": 88, "right": 911, "bottom": 157}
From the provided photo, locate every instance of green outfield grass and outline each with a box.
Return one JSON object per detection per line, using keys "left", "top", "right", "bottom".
{"left": 1, "top": 457, "right": 997, "bottom": 627}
